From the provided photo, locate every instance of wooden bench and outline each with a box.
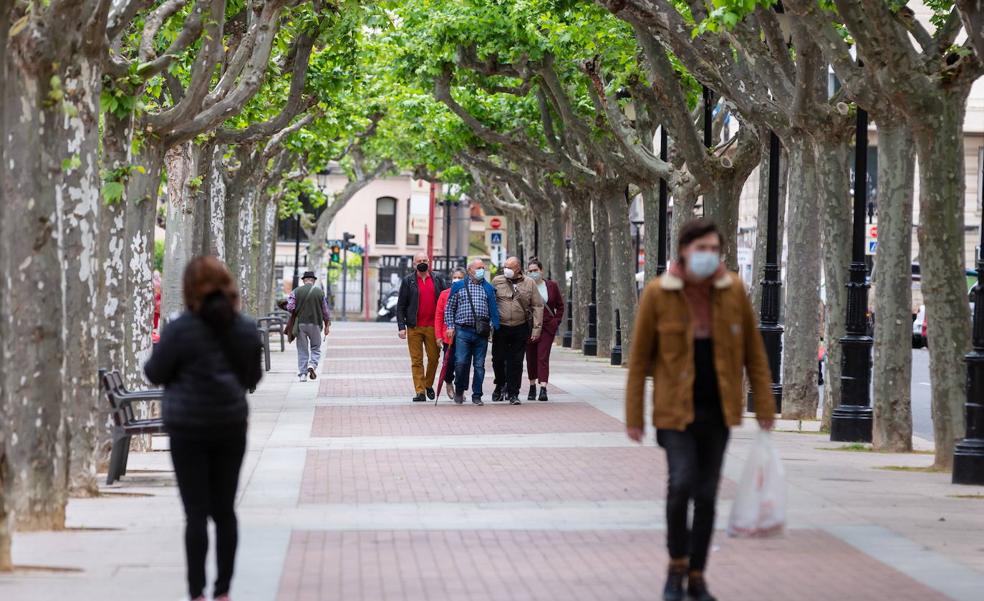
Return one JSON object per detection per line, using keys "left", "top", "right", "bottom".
{"left": 99, "top": 369, "right": 164, "bottom": 485}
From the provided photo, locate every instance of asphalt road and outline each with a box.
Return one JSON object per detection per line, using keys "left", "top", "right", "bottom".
{"left": 910, "top": 347, "right": 933, "bottom": 441}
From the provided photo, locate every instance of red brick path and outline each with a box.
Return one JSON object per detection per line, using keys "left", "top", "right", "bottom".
{"left": 310, "top": 402, "right": 611, "bottom": 437}
{"left": 276, "top": 529, "right": 952, "bottom": 601}
{"left": 298, "top": 447, "right": 728, "bottom": 504}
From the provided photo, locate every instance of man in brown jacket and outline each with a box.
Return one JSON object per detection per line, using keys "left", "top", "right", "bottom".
{"left": 625, "top": 219, "right": 774, "bottom": 601}
{"left": 491, "top": 256, "right": 543, "bottom": 404}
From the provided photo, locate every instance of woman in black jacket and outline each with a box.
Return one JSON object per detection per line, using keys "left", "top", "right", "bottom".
{"left": 145, "top": 256, "right": 263, "bottom": 601}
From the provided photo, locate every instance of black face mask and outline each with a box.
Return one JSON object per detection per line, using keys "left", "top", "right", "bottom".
{"left": 416, "top": 262, "right": 428, "bottom": 272}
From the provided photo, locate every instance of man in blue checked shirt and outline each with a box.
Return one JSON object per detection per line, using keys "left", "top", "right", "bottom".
{"left": 444, "top": 259, "right": 499, "bottom": 405}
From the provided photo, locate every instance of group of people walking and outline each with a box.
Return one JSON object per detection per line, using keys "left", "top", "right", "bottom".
{"left": 396, "top": 253, "right": 564, "bottom": 405}
{"left": 145, "top": 217, "right": 778, "bottom": 601}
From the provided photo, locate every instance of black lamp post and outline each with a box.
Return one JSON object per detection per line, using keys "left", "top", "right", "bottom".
{"left": 657, "top": 126, "right": 669, "bottom": 275}
{"left": 632, "top": 220, "right": 644, "bottom": 279}
{"left": 563, "top": 237, "right": 573, "bottom": 348}
{"left": 831, "top": 107, "right": 874, "bottom": 442}
{"left": 703, "top": 86, "right": 714, "bottom": 150}
{"left": 953, "top": 221, "right": 984, "bottom": 483}
{"left": 748, "top": 131, "right": 784, "bottom": 413}
{"left": 583, "top": 242, "right": 598, "bottom": 356}
{"left": 611, "top": 309, "right": 622, "bottom": 365}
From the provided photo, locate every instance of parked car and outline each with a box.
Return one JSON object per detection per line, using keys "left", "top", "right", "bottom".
{"left": 912, "top": 305, "right": 927, "bottom": 348}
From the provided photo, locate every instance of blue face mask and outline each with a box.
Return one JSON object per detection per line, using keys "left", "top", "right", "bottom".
{"left": 687, "top": 251, "right": 720, "bottom": 279}
{"left": 474, "top": 268, "right": 486, "bottom": 280}
{"left": 528, "top": 271, "right": 541, "bottom": 280}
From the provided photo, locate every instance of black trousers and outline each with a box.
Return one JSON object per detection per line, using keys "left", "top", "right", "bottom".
{"left": 656, "top": 420, "right": 730, "bottom": 572}
{"left": 170, "top": 428, "right": 247, "bottom": 599}
{"left": 491, "top": 323, "right": 530, "bottom": 396}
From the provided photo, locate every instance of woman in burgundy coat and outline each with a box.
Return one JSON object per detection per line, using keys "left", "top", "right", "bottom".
{"left": 525, "top": 258, "right": 565, "bottom": 401}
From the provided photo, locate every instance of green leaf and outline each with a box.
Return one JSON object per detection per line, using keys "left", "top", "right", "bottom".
{"left": 102, "top": 181, "right": 126, "bottom": 204}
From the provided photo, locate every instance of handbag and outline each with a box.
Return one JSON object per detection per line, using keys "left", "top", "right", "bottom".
{"left": 463, "top": 280, "right": 492, "bottom": 338}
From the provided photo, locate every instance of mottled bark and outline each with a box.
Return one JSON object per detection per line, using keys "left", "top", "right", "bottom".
{"left": 872, "top": 121, "right": 915, "bottom": 451}
{"left": 59, "top": 56, "right": 103, "bottom": 498}
{"left": 669, "top": 189, "right": 698, "bottom": 264}
{"left": 161, "top": 142, "right": 200, "bottom": 321}
{"left": 519, "top": 218, "right": 535, "bottom": 264}
{"left": 2, "top": 48, "right": 67, "bottom": 531}
{"left": 0, "top": 1, "right": 11, "bottom": 567}
{"left": 570, "top": 191, "right": 593, "bottom": 350}
{"left": 704, "top": 162, "right": 759, "bottom": 271}
{"left": 605, "top": 193, "right": 638, "bottom": 362}
{"left": 123, "top": 146, "right": 165, "bottom": 390}
{"left": 642, "top": 186, "right": 661, "bottom": 283}
{"left": 205, "top": 145, "right": 227, "bottom": 258}
{"left": 780, "top": 136, "right": 823, "bottom": 419}
{"left": 914, "top": 97, "right": 972, "bottom": 468}
{"left": 98, "top": 113, "right": 131, "bottom": 377}
{"left": 751, "top": 145, "right": 789, "bottom": 312}
{"left": 546, "top": 195, "right": 566, "bottom": 298}
{"left": 592, "top": 197, "right": 613, "bottom": 358}
{"left": 816, "top": 132, "right": 852, "bottom": 430}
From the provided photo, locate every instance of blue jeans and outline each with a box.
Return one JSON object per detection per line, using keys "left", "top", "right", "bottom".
{"left": 453, "top": 326, "right": 488, "bottom": 398}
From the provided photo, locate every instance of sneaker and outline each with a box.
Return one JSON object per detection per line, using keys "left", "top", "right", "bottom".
{"left": 453, "top": 393, "right": 465, "bottom": 404}
{"left": 538, "top": 386, "right": 548, "bottom": 402}
{"left": 307, "top": 367, "right": 317, "bottom": 380}
{"left": 686, "top": 571, "right": 717, "bottom": 601}
{"left": 446, "top": 385, "right": 455, "bottom": 400}
{"left": 527, "top": 384, "right": 537, "bottom": 401}
{"left": 298, "top": 374, "right": 307, "bottom": 382}
{"left": 492, "top": 387, "right": 504, "bottom": 402}
{"left": 508, "top": 395, "right": 522, "bottom": 405}
{"left": 663, "top": 561, "right": 687, "bottom": 601}
{"left": 426, "top": 387, "right": 435, "bottom": 400}
{"left": 472, "top": 397, "right": 484, "bottom": 406}
{"left": 412, "top": 393, "right": 426, "bottom": 403}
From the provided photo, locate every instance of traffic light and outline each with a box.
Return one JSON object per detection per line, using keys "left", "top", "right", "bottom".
{"left": 330, "top": 244, "right": 341, "bottom": 263}
{"left": 342, "top": 231, "right": 356, "bottom": 249}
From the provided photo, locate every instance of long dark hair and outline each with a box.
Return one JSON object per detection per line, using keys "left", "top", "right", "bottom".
{"left": 183, "top": 256, "right": 240, "bottom": 330}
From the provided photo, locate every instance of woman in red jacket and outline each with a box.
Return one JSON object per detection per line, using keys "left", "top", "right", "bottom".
{"left": 435, "top": 267, "right": 466, "bottom": 398}
{"left": 525, "top": 258, "right": 564, "bottom": 401}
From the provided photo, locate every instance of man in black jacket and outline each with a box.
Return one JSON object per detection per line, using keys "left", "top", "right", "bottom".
{"left": 396, "top": 252, "right": 448, "bottom": 402}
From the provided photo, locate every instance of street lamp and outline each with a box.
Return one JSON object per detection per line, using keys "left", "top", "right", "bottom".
{"left": 703, "top": 86, "right": 714, "bottom": 150}
{"left": 563, "top": 237, "right": 573, "bottom": 348}
{"left": 831, "top": 107, "right": 873, "bottom": 442}
{"left": 583, "top": 242, "right": 598, "bottom": 356}
{"left": 953, "top": 208, "right": 984, "bottom": 483}
{"left": 748, "top": 131, "right": 784, "bottom": 413}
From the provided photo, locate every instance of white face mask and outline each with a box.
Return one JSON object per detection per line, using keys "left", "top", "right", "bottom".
{"left": 502, "top": 267, "right": 515, "bottom": 279}
{"left": 687, "top": 251, "right": 720, "bottom": 279}
{"left": 452, "top": 278, "right": 464, "bottom": 284}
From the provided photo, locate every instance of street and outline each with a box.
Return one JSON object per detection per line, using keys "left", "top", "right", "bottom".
{"left": 911, "top": 348, "right": 934, "bottom": 441}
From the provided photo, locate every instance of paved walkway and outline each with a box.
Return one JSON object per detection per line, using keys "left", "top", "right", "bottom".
{"left": 3, "top": 321, "right": 984, "bottom": 600}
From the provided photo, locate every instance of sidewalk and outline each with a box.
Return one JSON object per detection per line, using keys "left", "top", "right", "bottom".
{"left": 3, "top": 321, "right": 984, "bottom": 600}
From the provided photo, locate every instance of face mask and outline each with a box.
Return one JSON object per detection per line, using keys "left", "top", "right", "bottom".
{"left": 688, "top": 251, "right": 720, "bottom": 280}
{"left": 474, "top": 268, "right": 486, "bottom": 280}
{"left": 502, "top": 267, "right": 515, "bottom": 279}
{"left": 416, "top": 262, "right": 428, "bottom": 272}
{"left": 452, "top": 278, "right": 463, "bottom": 284}
{"left": 528, "top": 271, "right": 541, "bottom": 280}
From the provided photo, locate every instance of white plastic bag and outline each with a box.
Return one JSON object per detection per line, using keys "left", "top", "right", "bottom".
{"left": 727, "top": 430, "right": 786, "bottom": 538}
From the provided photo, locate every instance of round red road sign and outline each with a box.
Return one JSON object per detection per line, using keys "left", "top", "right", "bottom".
{"left": 490, "top": 217, "right": 502, "bottom": 229}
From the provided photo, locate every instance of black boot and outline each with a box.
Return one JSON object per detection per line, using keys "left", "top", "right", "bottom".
{"left": 687, "top": 572, "right": 717, "bottom": 601}
{"left": 492, "top": 386, "right": 504, "bottom": 402}
{"left": 527, "top": 384, "right": 537, "bottom": 401}
{"left": 663, "top": 562, "right": 687, "bottom": 601}
{"left": 538, "top": 386, "right": 548, "bottom": 402}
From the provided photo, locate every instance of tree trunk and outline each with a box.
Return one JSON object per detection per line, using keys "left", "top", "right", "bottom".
{"left": 205, "top": 145, "right": 226, "bottom": 258}
{"left": 780, "top": 135, "right": 823, "bottom": 419}
{"left": 161, "top": 142, "right": 199, "bottom": 321}
{"left": 123, "top": 145, "right": 165, "bottom": 389}
{"left": 642, "top": 186, "right": 661, "bottom": 283}
{"left": 704, "top": 173, "right": 744, "bottom": 271}
{"left": 872, "top": 120, "right": 915, "bottom": 451}
{"left": 816, "top": 132, "right": 852, "bottom": 429}
{"left": 1, "top": 51, "right": 68, "bottom": 531}
{"left": 592, "top": 197, "right": 613, "bottom": 358}
{"left": 0, "top": 1, "right": 11, "bottom": 565}
{"left": 912, "top": 96, "right": 972, "bottom": 468}
{"left": 605, "top": 193, "right": 638, "bottom": 362}
{"left": 570, "top": 191, "right": 592, "bottom": 350}
{"left": 58, "top": 55, "right": 103, "bottom": 498}
{"left": 751, "top": 146, "right": 789, "bottom": 312}
{"left": 254, "top": 197, "right": 278, "bottom": 316}
{"left": 519, "top": 217, "right": 535, "bottom": 264}
{"left": 670, "top": 190, "right": 698, "bottom": 264}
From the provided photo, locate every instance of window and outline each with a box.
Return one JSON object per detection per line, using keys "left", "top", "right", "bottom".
{"left": 406, "top": 204, "right": 420, "bottom": 246}
{"left": 376, "top": 197, "right": 397, "bottom": 245}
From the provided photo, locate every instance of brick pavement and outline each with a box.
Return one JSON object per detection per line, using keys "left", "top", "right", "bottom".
{"left": 275, "top": 529, "right": 952, "bottom": 601}
{"left": 310, "top": 402, "right": 607, "bottom": 437}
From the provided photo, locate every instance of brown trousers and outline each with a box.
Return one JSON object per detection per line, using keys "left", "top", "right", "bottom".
{"left": 407, "top": 326, "right": 440, "bottom": 393}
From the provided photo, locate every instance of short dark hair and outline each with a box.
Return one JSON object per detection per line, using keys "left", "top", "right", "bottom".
{"left": 677, "top": 218, "right": 723, "bottom": 253}
{"left": 527, "top": 257, "right": 543, "bottom": 270}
